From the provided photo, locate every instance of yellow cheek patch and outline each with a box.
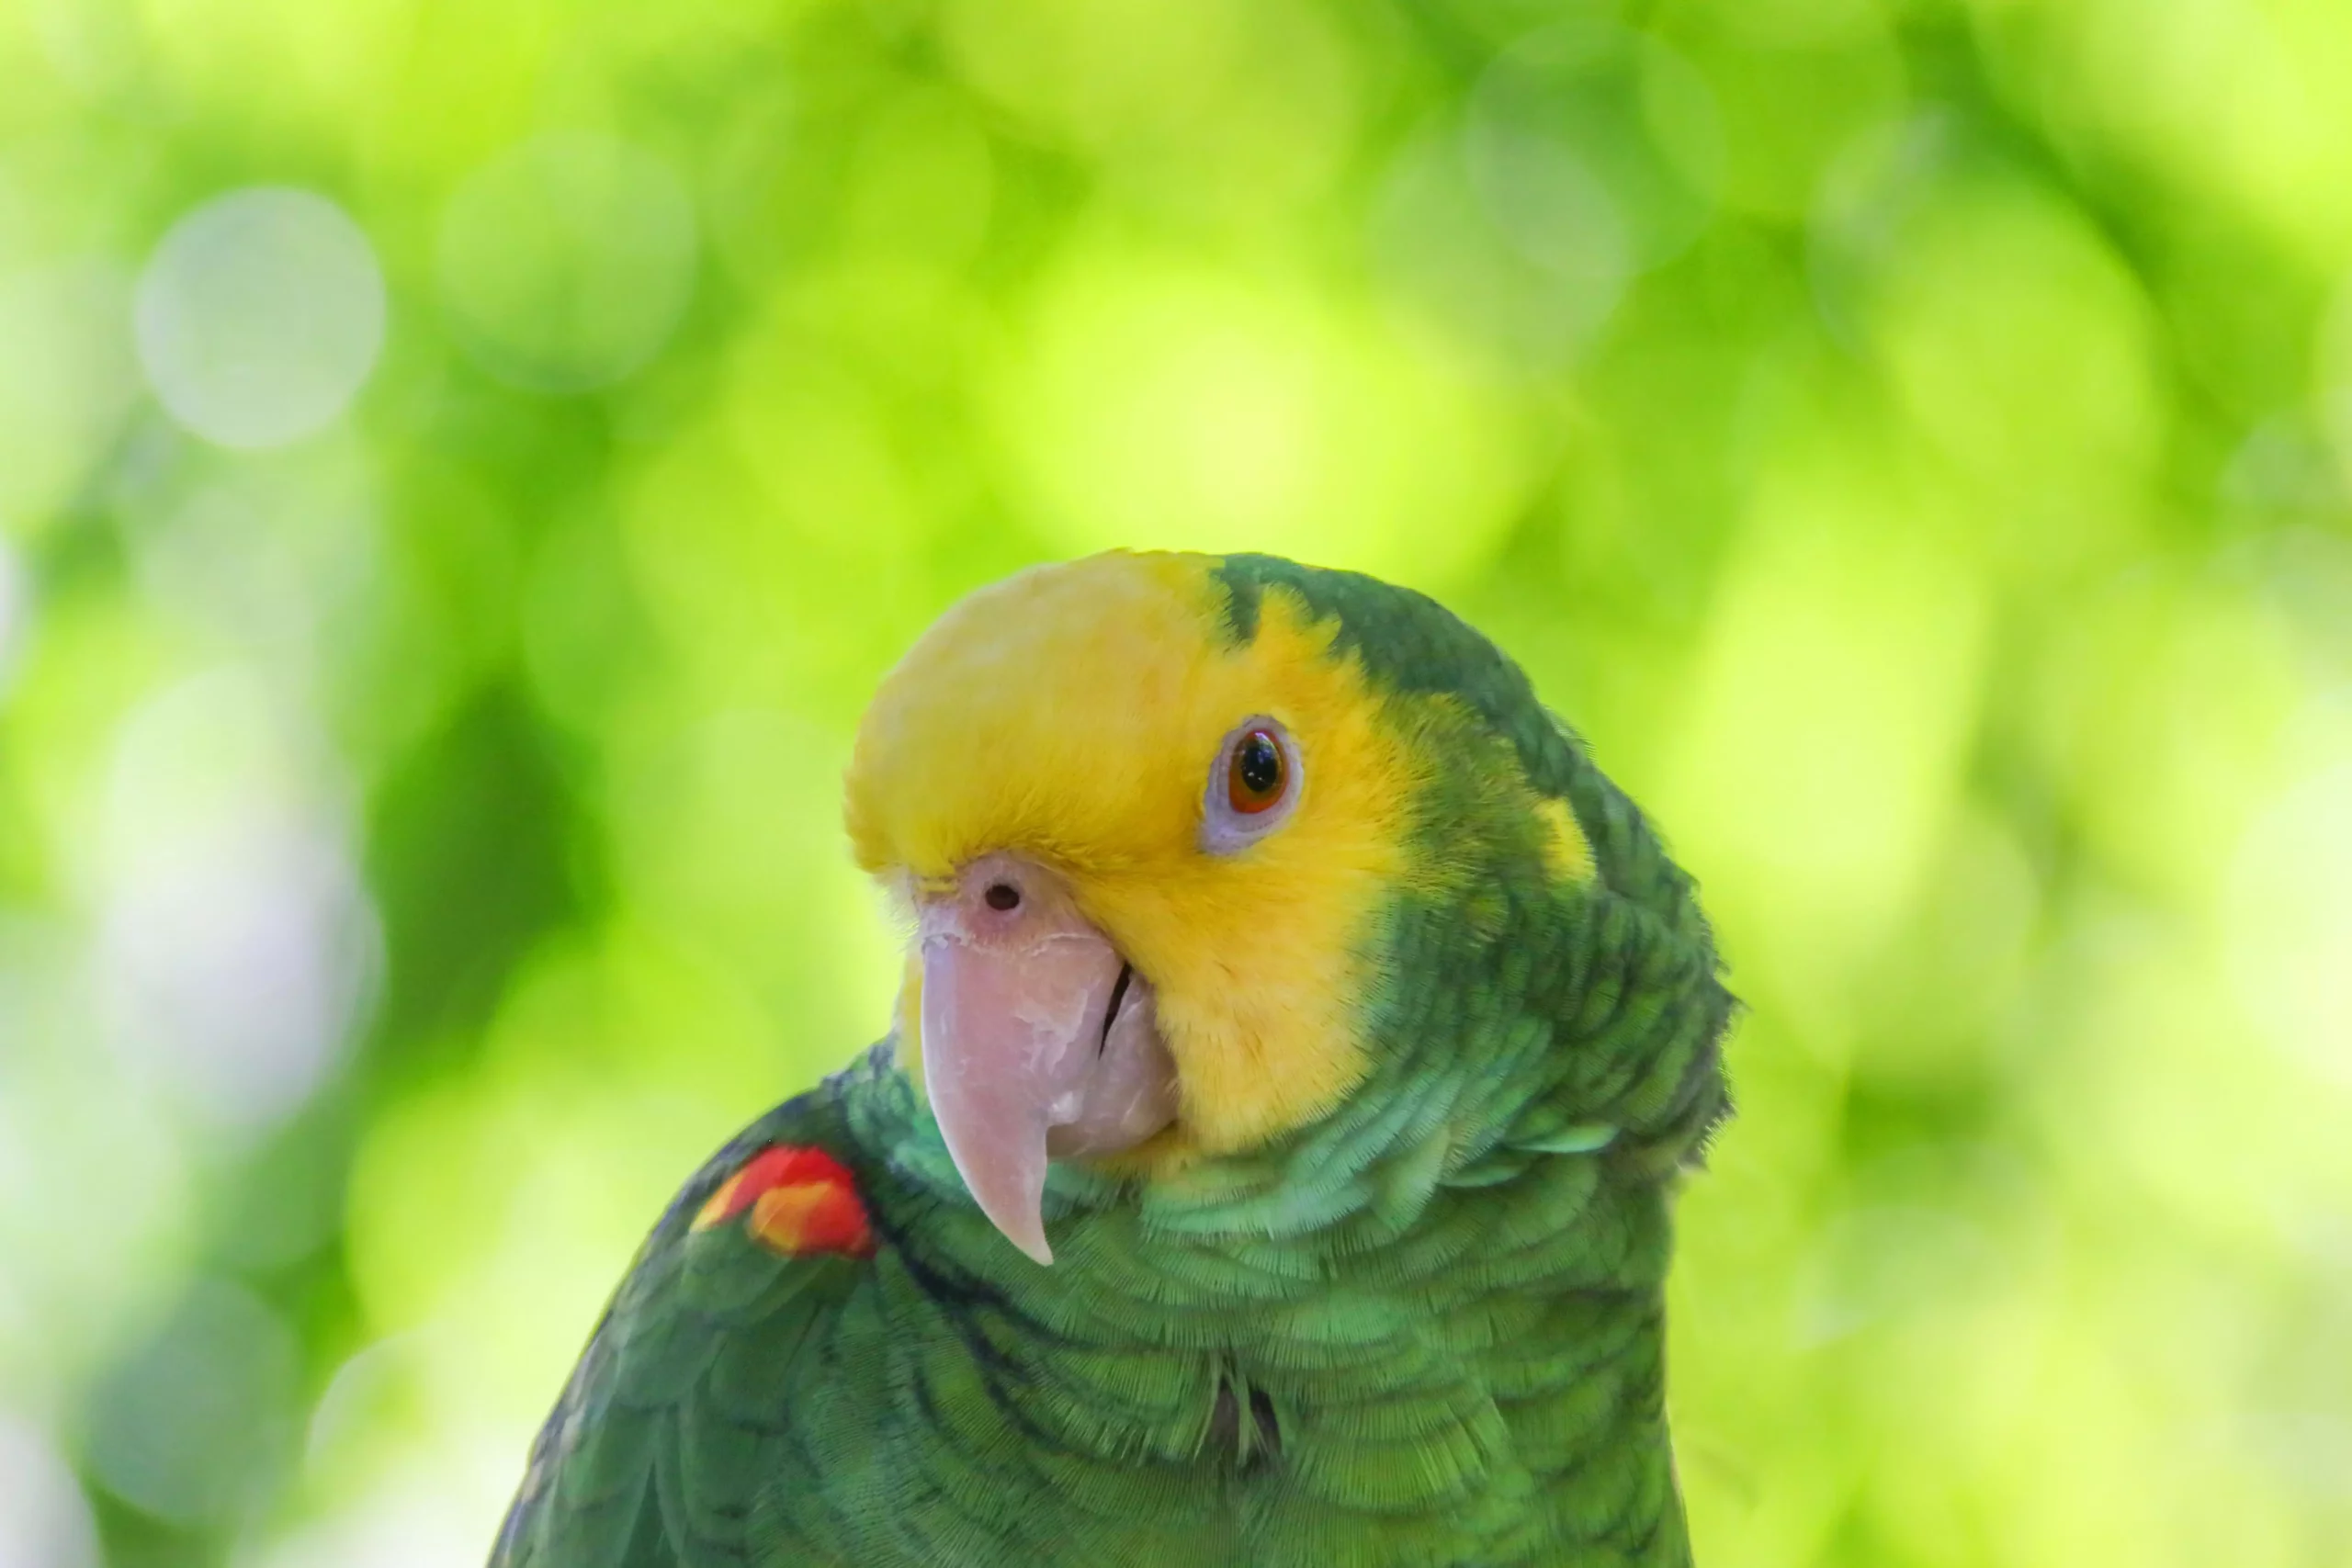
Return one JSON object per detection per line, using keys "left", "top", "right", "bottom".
{"left": 846, "top": 551, "right": 1430, "bottom": 1165}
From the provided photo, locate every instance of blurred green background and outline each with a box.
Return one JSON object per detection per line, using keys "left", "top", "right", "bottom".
{"left": 2, "top": 0, "right": 2349, "bottom": 1563}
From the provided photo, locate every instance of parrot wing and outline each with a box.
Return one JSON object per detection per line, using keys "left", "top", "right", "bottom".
{"left": 489, "top": 1089, "right": 877, "bottom": 1568}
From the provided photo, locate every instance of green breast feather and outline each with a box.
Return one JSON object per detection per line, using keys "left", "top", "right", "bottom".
{"left": 492, "top": 554, "right": 1734, "bottom": 1568}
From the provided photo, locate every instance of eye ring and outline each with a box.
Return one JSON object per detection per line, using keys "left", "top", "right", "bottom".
{"left": 1201, "top": 716, "right": 1302, "bottom": 855}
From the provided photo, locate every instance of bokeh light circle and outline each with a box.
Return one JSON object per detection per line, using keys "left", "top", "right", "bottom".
{"left": 0, "top": 540, "right": 24, "bottom": 701}
{"left": 999, "top": 246, "right": 1536, "bottom": 586}
{"left": 82, "top": 1280, "right": 299, "bottom": 1525}
{"left": 1465, "top": 22, "right": 1723, "bottom": 274}
{"left": 435, "top": 133, "right": 699, "bottom": 393}
{"left": 0, "top": 1414, "right": 99, "bottom": 1568}
{"left": 2228, "top": 761, "right": 2352, "bottom": 1085}
{"left": 96, "top": 671, "right": 379, "bottom": 1131}
{"left": 134, "top": 187, "right": 387, "bottom": 449}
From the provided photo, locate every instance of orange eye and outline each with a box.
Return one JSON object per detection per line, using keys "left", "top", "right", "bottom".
{"left": 1227, "top": 728, "right": 1286, "bottom": 814}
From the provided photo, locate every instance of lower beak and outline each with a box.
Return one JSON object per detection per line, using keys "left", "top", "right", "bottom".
{"left": 916, "top": 854, "right": 1178, "bottom": 1263}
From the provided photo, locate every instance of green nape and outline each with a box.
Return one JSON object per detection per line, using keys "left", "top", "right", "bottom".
{"left": 1214, "top": 554, "right": 1716, "bottom": 956}
{"left": 493, "top": 556, "right": 1734, "bottom": 1568}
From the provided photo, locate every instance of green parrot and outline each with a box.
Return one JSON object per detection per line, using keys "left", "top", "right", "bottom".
{"left": 491, "top": 551, "right": 1732, "bottom": 1567}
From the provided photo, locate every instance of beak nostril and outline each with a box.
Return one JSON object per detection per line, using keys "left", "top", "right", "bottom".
{"left": 983, "top": 883, "right": 1022, "bottom": 912}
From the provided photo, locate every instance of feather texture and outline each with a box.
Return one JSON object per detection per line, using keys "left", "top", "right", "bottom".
{"left": 493, "top": 554, "right": 1732, "bottom": 1567}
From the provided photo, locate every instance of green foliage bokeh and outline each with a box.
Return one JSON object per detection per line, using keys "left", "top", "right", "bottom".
{"left": 1, "top": 0, "right": 2349, "bottom": 1564}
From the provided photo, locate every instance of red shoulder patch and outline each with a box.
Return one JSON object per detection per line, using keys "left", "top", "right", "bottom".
{"left": 691, "top": 1145, "right": 876, "bottom": 1258}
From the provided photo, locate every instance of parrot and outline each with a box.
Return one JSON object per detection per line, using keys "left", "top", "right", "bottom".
{"left": 490, "top": 550, "right": 1733, "bottom": 1568}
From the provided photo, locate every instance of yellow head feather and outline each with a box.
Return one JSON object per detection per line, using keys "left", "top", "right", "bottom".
{"left": 844, "top": 550, "right": 1427, "bottom": 1163}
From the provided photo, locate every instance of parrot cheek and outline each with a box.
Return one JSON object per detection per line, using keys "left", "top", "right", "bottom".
{"left": 916, "top": 855, "right": 1179, "bottom": 1265}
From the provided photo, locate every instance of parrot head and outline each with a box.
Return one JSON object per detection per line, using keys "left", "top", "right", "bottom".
{"left": 844, "top": 550, "right": 1726, "bottom": 1263}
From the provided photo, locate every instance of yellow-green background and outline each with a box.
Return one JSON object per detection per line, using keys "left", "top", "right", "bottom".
{"left": 2, "top": 0, "right": 2349, "bottom": 1562}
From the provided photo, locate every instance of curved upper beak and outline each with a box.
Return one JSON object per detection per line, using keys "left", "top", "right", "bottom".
{"left": 915, "top": 853, "right": 1178, "bottom": 1263}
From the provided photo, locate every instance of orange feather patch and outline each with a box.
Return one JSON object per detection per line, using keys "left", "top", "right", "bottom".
{"left": 691, "top": 1145, "right": 875, "bottom": 1258}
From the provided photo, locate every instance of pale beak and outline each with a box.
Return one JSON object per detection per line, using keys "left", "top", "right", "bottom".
{"left": 916, "top": 852, "right": 1179, "bottom": 1263}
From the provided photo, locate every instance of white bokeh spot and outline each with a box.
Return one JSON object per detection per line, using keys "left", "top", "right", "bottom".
{"left": 0, "top": 1414, "right": 99, "bottom": 1568}
{"left": 96, "top": 669, "right": 379, "bottom": 1130}
{"left": 135, "top": 187, "right": 387, "bottom": 450}
{"left": 2228, "top": 759, "right": 2352, "bottom": 1086}
{"left": 0, "top": 539, "right": 24, "bottom": 701}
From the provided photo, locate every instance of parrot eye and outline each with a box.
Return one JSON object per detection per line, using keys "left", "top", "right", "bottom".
{"left": 1228, "top": 729, "right": 1284, "bottom": 813}
{"left": 1202, "top": 716, "right": 1300, "bottom": 854}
